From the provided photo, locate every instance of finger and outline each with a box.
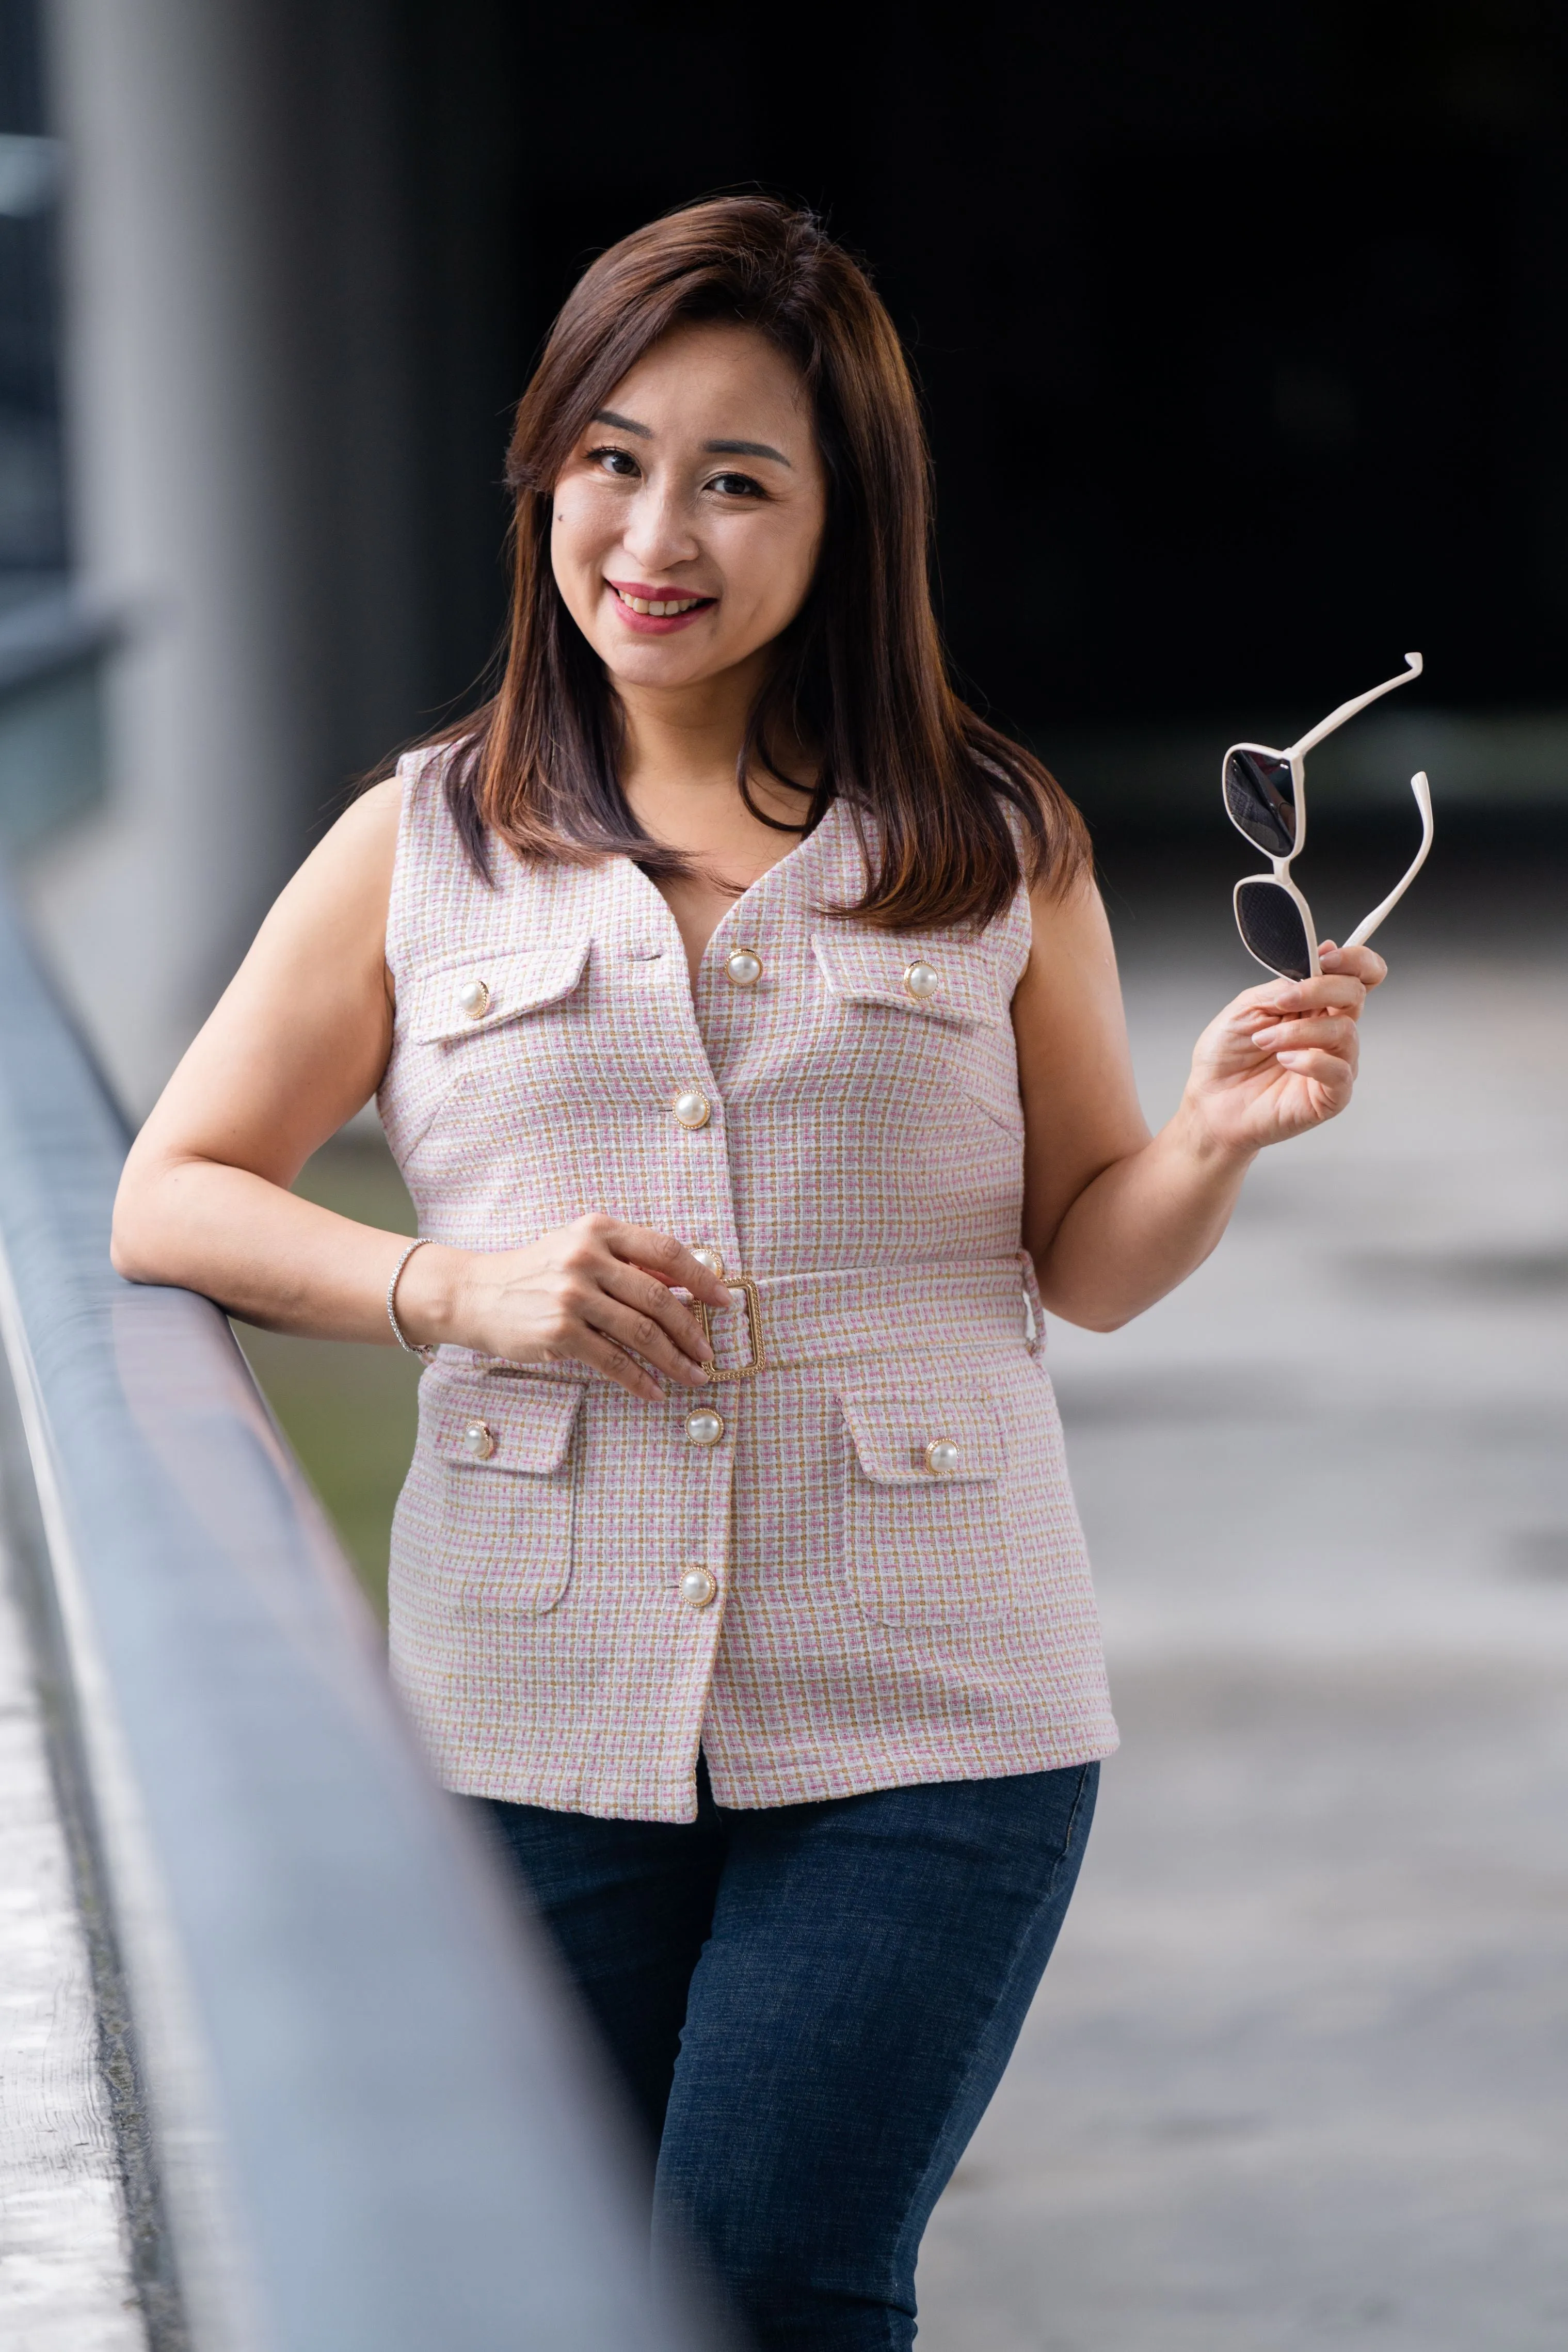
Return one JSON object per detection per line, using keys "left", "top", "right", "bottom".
{"left": 1319, "top": 942, "right": 1388, "bottom": 988}
{"left": 1274, "top": 1046, "right": 1355, "bottom": 1097}
{"left": 1235, "top": 976, "right": 1366, "bottom": 1016}
{"left": 606, "top": 1224, "right": 733, "bottom": 1310}
{"left": 568, "top": 1328, "right": 666, "bottom": 1402}
{"left": 583, "top": 1293, "right": 715, "bottom": 1387}
{"left": 1237, "top": 976, "right": 1366, "bottom": 1025}
{"left": 1272, "top": 1030, "right": 1359, "bottom": 1079}
{"left": 1249, "top": 1014, "right": 1361, "bottom": 1057}
{"left": 599, "top": 1259, "right": 716, "bottom": 1368}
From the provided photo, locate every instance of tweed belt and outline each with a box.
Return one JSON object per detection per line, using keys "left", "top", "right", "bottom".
{"left": 691, "top": 1261, "right": 1037, "bottom": 1380}
{"left": 449, "top": 1262, "right": 1039, "bottom": 1389}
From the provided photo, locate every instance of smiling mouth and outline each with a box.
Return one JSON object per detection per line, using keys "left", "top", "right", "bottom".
{"left": 609, "top": 584, "right": 715, "bottom": 618}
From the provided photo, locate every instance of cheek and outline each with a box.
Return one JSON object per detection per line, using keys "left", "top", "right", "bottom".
{"left": 755, "top": 515, "right": 822, "bottom": 622}
{"left": 552, "top": 485, "right": 618, "bottom": 562}
{"left": 550, "top": 499, "right": 617, "bottom": 616}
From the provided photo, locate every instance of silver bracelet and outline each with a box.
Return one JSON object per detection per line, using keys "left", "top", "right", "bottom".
{"left": 387, "top": 1237, "right": 436, "bottom": 1364}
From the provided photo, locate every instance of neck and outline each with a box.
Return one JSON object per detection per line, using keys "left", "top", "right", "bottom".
{"left": 613, "top": 652, "right": 767, "bottom": 801}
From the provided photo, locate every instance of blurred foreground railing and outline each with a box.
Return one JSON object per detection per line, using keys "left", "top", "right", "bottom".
{"left": 0, "top": 876, "right": 724, "bottom": 2351}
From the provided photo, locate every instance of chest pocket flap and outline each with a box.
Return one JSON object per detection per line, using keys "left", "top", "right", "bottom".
{"left": 425, "top": 1373, "right": 584, "bottom": 1474}
{"left": 405, "top": 939, "right": 591, "bottom": 1046}
{"left": 810, "top": 933, "right": 1005, "bottom": 1029}
{"left": 839, "top": 1388, "right": 1006, "bottom": 1484}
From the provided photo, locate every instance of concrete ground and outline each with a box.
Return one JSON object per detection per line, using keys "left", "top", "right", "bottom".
{"left": 0, "top": 1539, "right": 139, "bottom": 2348}
{"left": 917, "top": 849, "right": 1568, "bottom": 2349}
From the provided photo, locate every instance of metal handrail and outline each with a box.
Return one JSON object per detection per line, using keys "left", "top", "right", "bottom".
{"left": 0, "top": 876, "right": 725, "bottom": 2350}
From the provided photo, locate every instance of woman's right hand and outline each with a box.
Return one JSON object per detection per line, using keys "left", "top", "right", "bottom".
{"left": 395, "top": 1216, "right": 732, "bottom": 1402}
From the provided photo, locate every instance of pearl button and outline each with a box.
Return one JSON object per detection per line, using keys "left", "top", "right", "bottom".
{"left": 680, "top": 1566, "right": 718, "bottom": 1608}
{"left": 690, "top": 1245, "right": 725, "bottom": 1275}
{"left": 672, "top": 1089, "right": 711, "bottom": 1129}
{"left": 725, "top": 946, "right": 763, "bottom": 988}
{"left": 903, "top": 961, "right": 940, "bottom": 1002}
{"left": 685, "top": 1409, "right": 725, "bottom": 1447}
{"left": 458, "top": 978, "right": 491, "bottom": 1019}
{"left": 924, "top": 1437, "right": 960, "bottom": 1477}
{"left": 462, "top": 1419, "right": 497, "bottom": 1461}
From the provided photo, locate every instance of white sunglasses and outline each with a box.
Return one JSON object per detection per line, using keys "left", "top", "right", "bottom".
{"left": 1223, "top": 652, "right": 1434, "bottom": 981}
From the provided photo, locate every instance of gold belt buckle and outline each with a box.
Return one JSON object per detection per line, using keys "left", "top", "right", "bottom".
{"left": 695, "top": 1274, "right": 766, "bottom": 1381}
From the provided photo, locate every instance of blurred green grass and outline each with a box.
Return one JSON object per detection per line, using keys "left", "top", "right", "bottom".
{"left": 234, "top": 1132, "right": 421, "bottom": 1621}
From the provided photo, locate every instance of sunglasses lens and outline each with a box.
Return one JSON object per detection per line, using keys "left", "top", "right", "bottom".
{"left": 1236, "top": 877, "right": 1313, "bottom": 980}
{"left": 1224, "top": 750, "right": 1298, "bottom": 856}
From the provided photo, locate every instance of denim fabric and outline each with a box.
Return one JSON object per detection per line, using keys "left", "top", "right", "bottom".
{"left": 475, "top": 1757, "right": 1097, "bottom": 2349}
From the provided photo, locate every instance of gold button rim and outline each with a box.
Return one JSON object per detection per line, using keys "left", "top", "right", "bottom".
{"left": 690, "top": 1244, "right": 725, "bottom": 1276}
{"left": 679, "top": 1565, "right": 719, "bottom": 1608}
{"left": 924, "top": 1436, "right": 960, "bottom": 1477}
{"left": 902, "top": 960, "right": 940, "bottom": 1002}
{"left": 684, "top": 1408, "right": 726, "bottom": 1447}
{"left": 459, "top": 979, "right": 491, "bottom": 1021}
{"left": 671, "top": 1089, "right": 712, "bottom": 1130}
{"left": 724, "top": 944, "right": 763, "bottom": 988}
{"left": 462, "top": 1418, "right": 497, "bottom": 1461}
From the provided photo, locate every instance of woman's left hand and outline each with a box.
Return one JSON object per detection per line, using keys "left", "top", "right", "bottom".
{"left": 1180, "top": 942, "right": 1388, "bottom": 1158}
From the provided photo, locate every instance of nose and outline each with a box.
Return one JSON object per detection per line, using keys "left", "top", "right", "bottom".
{"left": 620, "top": 476, "right": 700, "bottom": 575}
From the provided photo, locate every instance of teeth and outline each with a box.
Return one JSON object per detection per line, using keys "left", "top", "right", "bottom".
{"left": 618, "top": 590, "right": 703, "bottom": 616}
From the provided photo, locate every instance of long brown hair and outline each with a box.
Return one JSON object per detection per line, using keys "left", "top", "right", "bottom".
{"left": 428, "top": 195, "right": 1089, "bottom": 931}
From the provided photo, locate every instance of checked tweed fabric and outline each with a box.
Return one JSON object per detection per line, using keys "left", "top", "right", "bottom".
{"left": 380, "top": 751, "right": 1118, "bottom": 1822}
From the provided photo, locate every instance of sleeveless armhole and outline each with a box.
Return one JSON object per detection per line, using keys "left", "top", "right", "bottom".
{"left": 994, "top": 802, "right": 1038, "bottom": 1005}
{"left": 383, "top": 745, "right": 457, "bottom": 1007}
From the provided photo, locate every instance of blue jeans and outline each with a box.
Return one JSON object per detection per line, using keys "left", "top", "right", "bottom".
{"left": 474, "top": 1756, "right": 1097, "bottom": 2349}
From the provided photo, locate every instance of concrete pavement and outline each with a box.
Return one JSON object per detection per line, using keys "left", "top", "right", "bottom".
{"left": 918, "top": 863, "right": 1568, "bottom": 2350}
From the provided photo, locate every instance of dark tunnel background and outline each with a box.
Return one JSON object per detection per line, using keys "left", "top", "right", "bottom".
{"left": 3, "top": 0, "right": 1563, "bottom": 854}
{"left": 387, "top": 1, "right": 1567, "bottom": 749}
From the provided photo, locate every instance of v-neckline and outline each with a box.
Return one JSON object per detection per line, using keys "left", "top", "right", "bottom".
{"left": 618, "top": 794, "right": 844, "bottom": 991}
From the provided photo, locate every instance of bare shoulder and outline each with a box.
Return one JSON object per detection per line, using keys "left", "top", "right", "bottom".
{"left": 258, "top": 777, "right": 403, "bottom": 955}
{"left": 1020, "top": 868, "right": 1119, "bottom": 987}
{"left": 302, "top": 776, "right": 403, "bottom": 890}
{"left": 194, "top": 780, "right": 405, "bottom": 1040}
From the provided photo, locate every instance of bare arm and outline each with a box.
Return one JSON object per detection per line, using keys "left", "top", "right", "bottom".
{"left": 111, "top": 781, "right": 731, "bottom": 1399}
{"left": 1014, "top": 875, "right": 1384, "bottom": 1331}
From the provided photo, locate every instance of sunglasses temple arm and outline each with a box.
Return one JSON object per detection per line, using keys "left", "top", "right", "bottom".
{"left": 1341, "top": 773, "right": 1434, "bottom": 952}
{"left": 1285, "top": 651, "right": 1423, "bottom": 762}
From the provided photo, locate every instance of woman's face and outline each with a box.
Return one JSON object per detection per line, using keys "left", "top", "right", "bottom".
{"left": 551, "top": 320, "right": 827, "bottom": 696}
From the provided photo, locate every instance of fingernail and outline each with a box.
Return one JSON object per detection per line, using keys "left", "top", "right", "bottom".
{"left": 1276, "top": 1050, "right": 1307, "bottom": 1066}
{"left": 1252, "top": 1023, "right": 1278, "bottom": 1042}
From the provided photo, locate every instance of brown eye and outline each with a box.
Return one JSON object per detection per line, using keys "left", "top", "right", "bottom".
{"left": 588, "top": 445, "right": 639, "bottom": 478}
{"left": 708, "top": 471, "right": 765, "bottom": 499}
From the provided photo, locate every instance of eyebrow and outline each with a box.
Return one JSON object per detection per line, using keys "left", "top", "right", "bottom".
{"left": 589, "top": 410, "right": 793, "bottom": 469}
{"left": 703, "top": 438, "right": 792, "bottom": 468}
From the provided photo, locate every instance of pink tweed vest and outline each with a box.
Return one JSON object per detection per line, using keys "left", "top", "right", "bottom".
{"left": 379, "top": 751, "right": 1117, "bottom": 1822}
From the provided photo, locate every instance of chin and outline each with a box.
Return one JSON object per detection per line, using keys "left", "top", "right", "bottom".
{"left": 598, "top": 638, "right": 729, "bottom": 686}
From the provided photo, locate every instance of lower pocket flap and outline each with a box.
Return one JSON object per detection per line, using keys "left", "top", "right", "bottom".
{"left": 424, "top": 1376, "right": 584, "bottom": 1474}
{"left": 839, "top": 1389, "right": 1005, "bottom": 1484}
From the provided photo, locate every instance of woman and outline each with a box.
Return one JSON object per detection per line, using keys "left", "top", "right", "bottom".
{"left": 113, "top": 198, "right": 1382, "bottom": 2347}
